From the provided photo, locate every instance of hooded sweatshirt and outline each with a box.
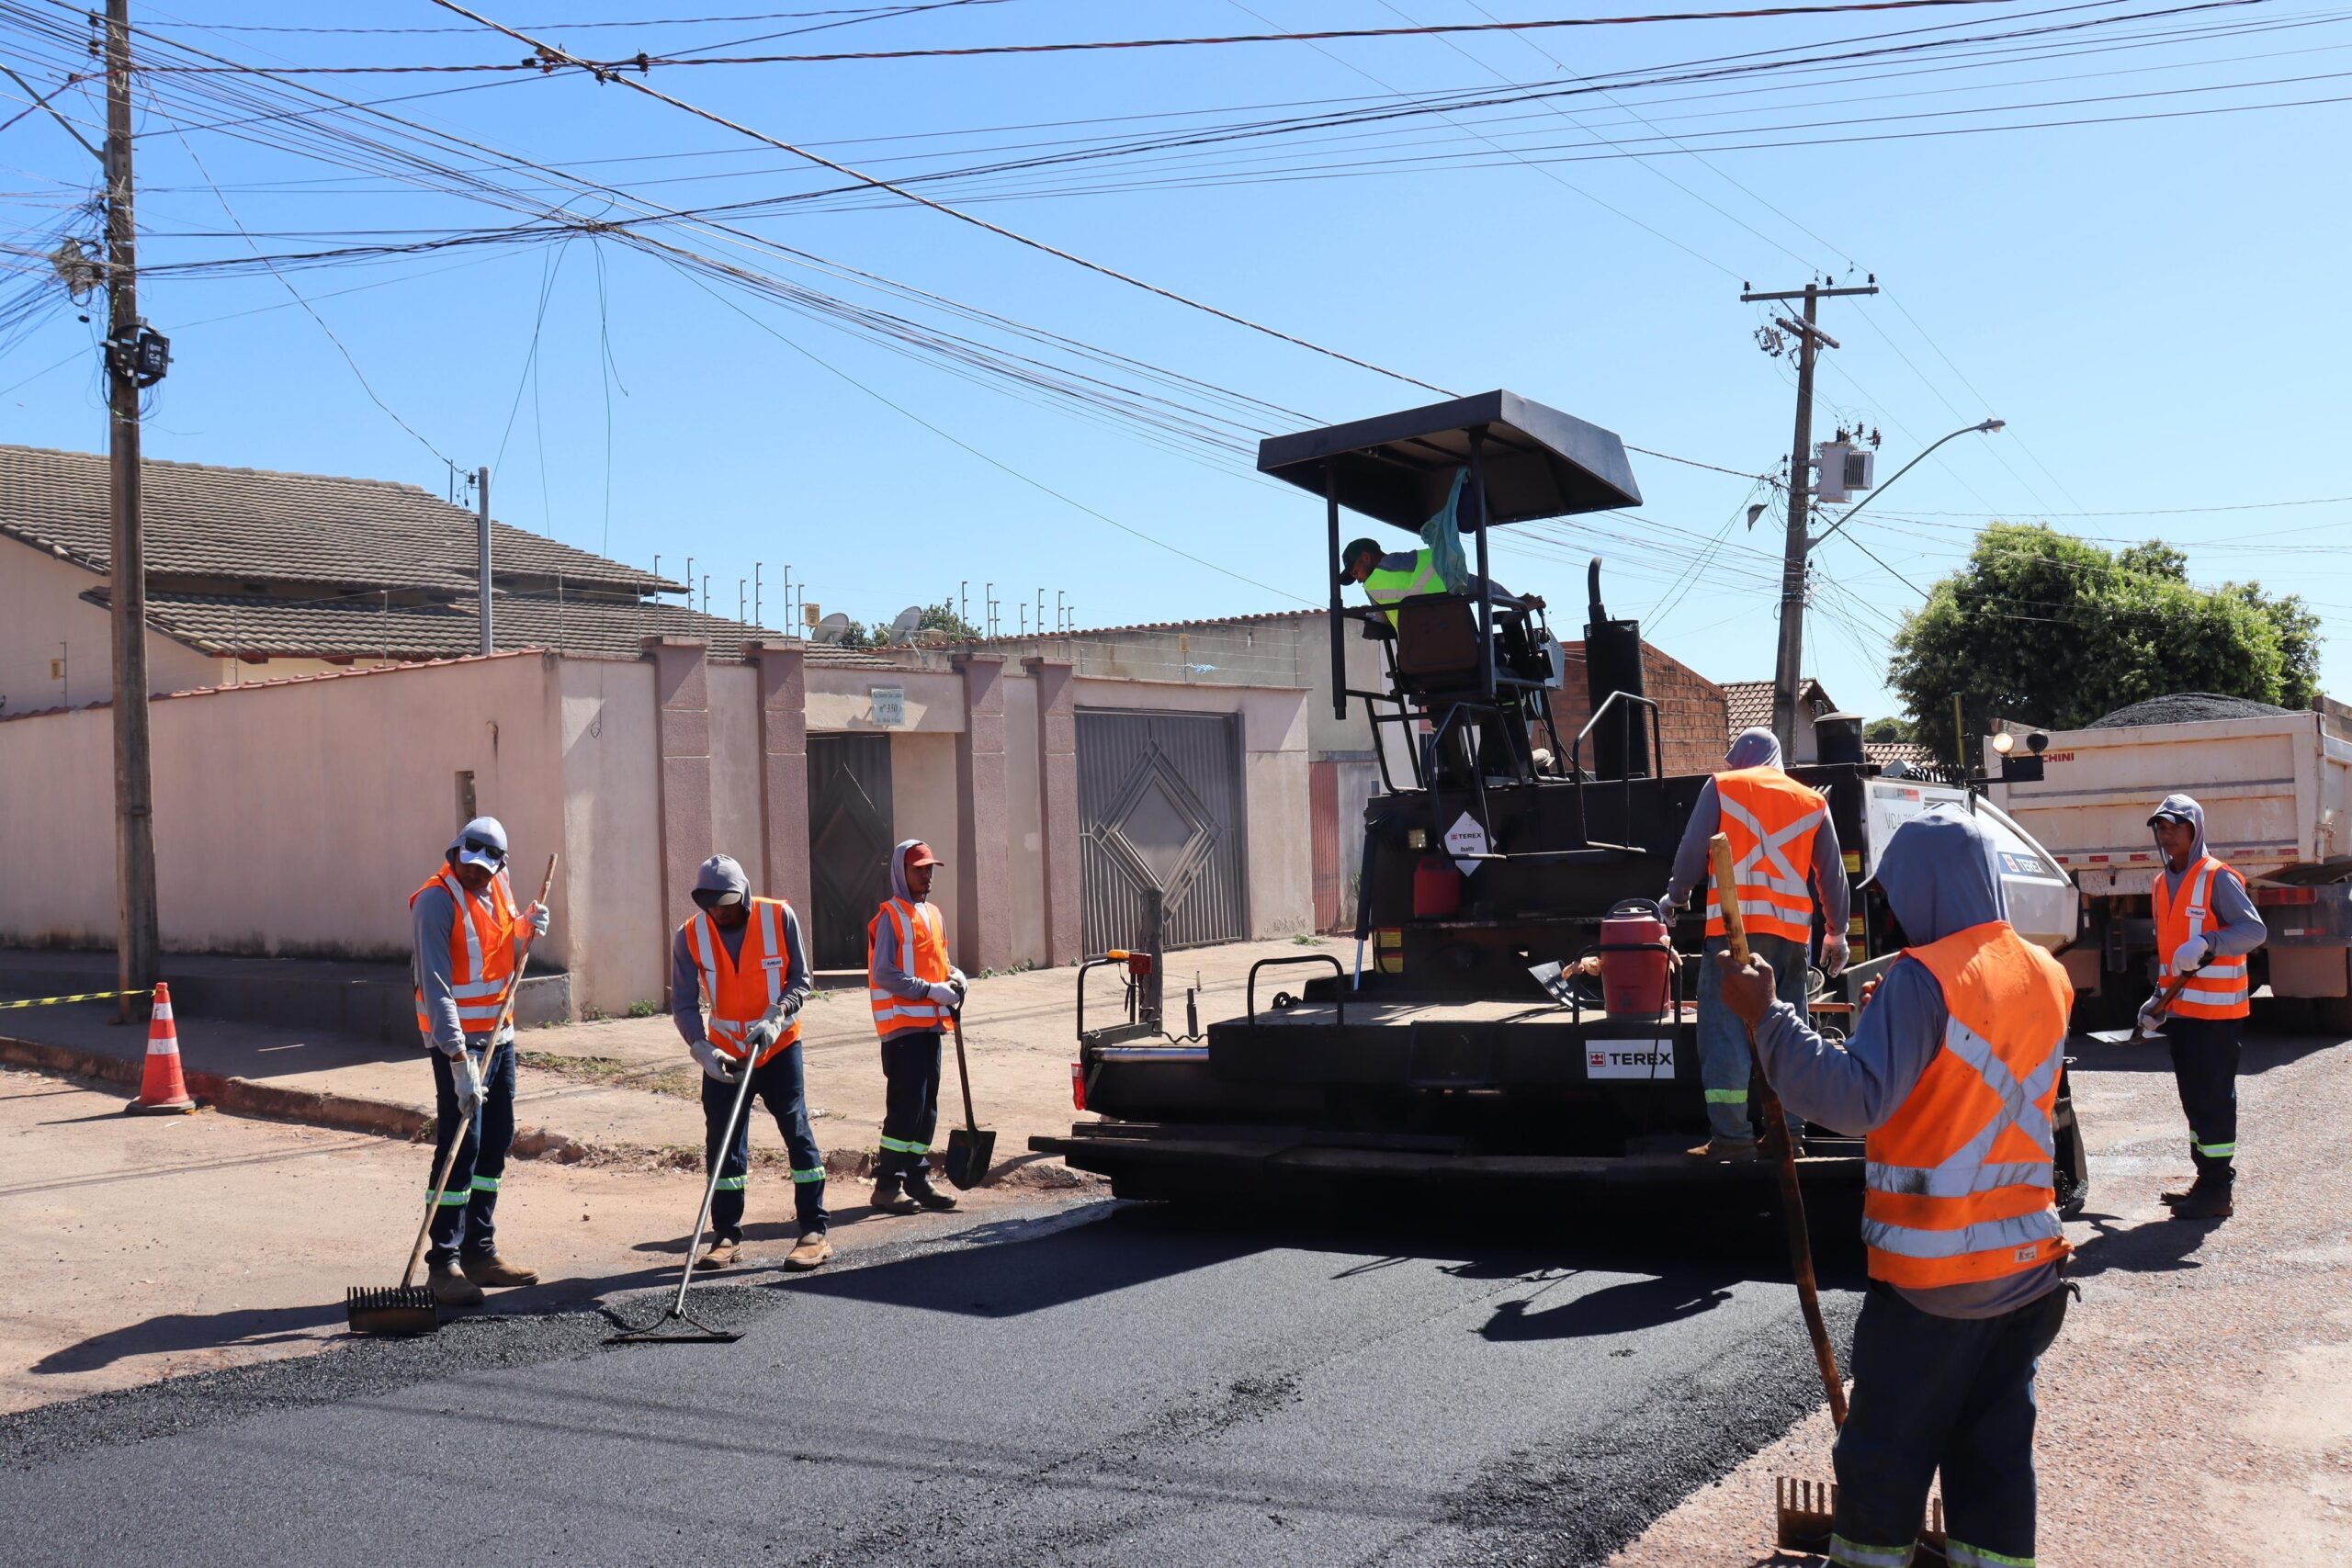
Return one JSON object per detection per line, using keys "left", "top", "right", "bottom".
{"left": 869, "top": 840, "right": 947, "bottom": 1008}
{"left": 1662, "top": 728, "right": 1849, "bottom": 934}
{"left": 1751, "top": 806, "right": 2064, "bottom": 1318}
{"left": 668, "top": 853, "right": 811, "bottom": 1049}
{"left": 2149, "top": 793, "right": 2265, "bottom": 959}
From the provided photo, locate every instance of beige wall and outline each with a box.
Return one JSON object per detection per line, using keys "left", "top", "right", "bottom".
{"left": 888, "top": 729, "right": 965, "bottom": 959}
{"left": 0, "top": 650, "right": 569, "bottom": 962}
{"left": 558, "top": 658, "right": 664, "bottom": 1018}
{"left": 1001, "top": 670, "right": 1046, "bottom": 968}
{"left": 707, "top": 661, "right": 766, "bottom": 884}
{"left": 806, "top": 665, "right": 963, "bottom": 733}
{"left": 0, "top": 542, "right": 219, "bottom": 712}
{"left": 1069, "top": 676, "right": 1314, "bottom": 940}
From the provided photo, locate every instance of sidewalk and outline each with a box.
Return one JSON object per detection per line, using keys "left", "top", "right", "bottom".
{"left": 0, "top": 934, "right": 1331, "bottom": 1185}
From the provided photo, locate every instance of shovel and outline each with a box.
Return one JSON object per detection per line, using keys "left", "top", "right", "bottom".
{"left": 942, "top": 1006, "right": 995, "bottom": 1190}
{"left": 348, "top": 853, "right": 558, "bottom": 1337}
{"left": 2086, "top": 970, "right": 2195, "bottom": 1045}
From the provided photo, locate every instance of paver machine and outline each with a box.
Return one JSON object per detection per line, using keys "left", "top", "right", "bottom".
{"left": 1032, "top": 390, "right": 2088, "bottom": 1213}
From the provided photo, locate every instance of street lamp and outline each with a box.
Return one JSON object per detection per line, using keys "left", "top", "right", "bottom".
{"left": 1809, "top": 418, "right": 2004, "bottom": 549}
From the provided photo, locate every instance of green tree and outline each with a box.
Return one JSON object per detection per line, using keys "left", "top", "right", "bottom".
{"left": 1886, "top": 523, "right": 2315, "bottom": 762}
{"left": 1863, "top": 716, "right": 1916, "bottom": 744}
{"left": 918, "top": 600, "right": 982, "bottom": 641}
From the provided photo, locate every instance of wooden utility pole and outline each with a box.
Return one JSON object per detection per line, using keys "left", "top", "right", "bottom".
{"left": 104, "top": 0, "right": 160, "bottom": 1021}
{"left": 1741, "top": 277, "right": 1876, "bottom": 756}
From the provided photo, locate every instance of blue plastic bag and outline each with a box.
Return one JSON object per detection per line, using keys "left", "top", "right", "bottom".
{"left": 1420, "top": 467, "right": 1470, "bottom": 592}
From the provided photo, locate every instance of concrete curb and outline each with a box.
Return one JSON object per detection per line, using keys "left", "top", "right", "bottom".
{"left": 0, "top": 1034, "right": 1092, "bottom": 1192}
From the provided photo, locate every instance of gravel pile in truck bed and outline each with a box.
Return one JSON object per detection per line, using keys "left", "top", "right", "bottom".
{"left": 2086, "top": 692, "right": 2290, "bottom": 728}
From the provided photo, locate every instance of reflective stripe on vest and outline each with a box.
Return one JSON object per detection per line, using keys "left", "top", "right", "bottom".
{"left": 687, "top": 897, "right": 801, "bottom": 1068}
{"left": 1704, "top": 768, "right": 1826, "bottom": 946}
{"left": 1361, "top": 549, "right": 1446, "bottom": 626}
{"left": 411, "top": 866, "right": 518, "bottom": 1037}
{"left": 867, "top": 897, "right": 948, "bottom": 1037}
{"left": 2155, "top": 856, "right": 2250, "bottom": 1019}
{"left": 1861, "top": 922, "right": 2075, "bottom": 1290}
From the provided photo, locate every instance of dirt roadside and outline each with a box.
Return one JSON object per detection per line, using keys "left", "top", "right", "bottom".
{"left": 0, "top": 1065, "right": 1072, "bottom": 1415}
{"left": 1608, "top": 1024, "right": 2352, "bottom": 1568}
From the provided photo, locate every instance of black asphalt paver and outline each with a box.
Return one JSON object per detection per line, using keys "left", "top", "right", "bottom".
{"left": 0, "top": 1198, "right": 1856, "bottom": 1567}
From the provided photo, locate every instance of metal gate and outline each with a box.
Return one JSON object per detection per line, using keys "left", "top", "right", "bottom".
{"left": 807, "top": 733, "right": 895, "bottom": 970}
{"left": 1078, "top": 709, "right": 1248, "bottom": 953}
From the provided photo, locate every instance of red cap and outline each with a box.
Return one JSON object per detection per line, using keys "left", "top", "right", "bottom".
{"left": 902, "top": 841, "right": 944, "bottom": 869}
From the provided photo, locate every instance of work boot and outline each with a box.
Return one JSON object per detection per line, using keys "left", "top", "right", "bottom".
{"left": 2168, "top": 1185, "right": 2234, "bottom": 1221}
{"left": 1687, "top": 1134, "right": 1761, "bottom": 1162}
{"left": 463, "top": 1253, "right": 539, "bottom": 1288}
{"left": 785, "top": 1230, "right": 833, "bottom": 1270}
{"left": 869, "top": 1176, "right": 920, "bottom": 1216}
{"left": 697, "top": 1237, "right": 741, "bottom": 1270}
{"left": 902, "top": 1171, "right": 959, "bottom": 1213}
{"left": 427, "top": 1258, "right": 484, "bottom": 1308}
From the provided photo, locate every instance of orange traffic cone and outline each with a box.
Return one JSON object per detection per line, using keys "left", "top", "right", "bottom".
{"left": 129, "top": 982, "right": 198, "bottom": 1114}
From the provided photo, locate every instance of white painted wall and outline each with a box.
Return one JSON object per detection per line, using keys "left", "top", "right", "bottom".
{"left": 707, "top": 661, "right": 765, "bottom": 884}
{"left": 888, "top": 729, "right": 965, "bottom": 960}
{"left": 0, "top": 541, "right": 219, "bottom": 712}
{"left": 1001, "top": 671, "right": 1046, "bottom": 967}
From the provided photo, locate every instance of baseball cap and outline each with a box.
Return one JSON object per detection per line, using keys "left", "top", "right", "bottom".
{"left": 450, "top": 816, "right": 508, "bottom": 873}
{"left": 1337, "top": 537, "right": 1383, "bottom": 584}
{"left": 902, "top": 841, "right": 944, "bottom": 869}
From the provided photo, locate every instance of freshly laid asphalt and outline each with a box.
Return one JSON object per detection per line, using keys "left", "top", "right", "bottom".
{"left": 0, "top": 1195, "right": 1858, "bottom": 1567}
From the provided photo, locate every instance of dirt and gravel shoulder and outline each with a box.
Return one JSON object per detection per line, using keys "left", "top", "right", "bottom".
{"left": 1608, "top": 1024, "right": 2352, "bottom": 1567}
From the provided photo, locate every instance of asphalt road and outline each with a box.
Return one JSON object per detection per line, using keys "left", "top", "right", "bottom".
{"left": 0, "top": 1197, "right": 1856, "bottom": 1567}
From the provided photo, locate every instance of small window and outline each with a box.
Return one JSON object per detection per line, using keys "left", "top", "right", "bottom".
{"left": 455, "top": 770, "right": 477, "bottom": 826}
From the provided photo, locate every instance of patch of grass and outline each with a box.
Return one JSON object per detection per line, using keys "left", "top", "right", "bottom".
{"left": 1291, "top": 933, "right": 1324, "bottom": 946}
{"left": 625, "top": 999, "right": 660, "bottom": 1019}
{"left": 515, "top": 1050, "right": 702, "bottom": 1102}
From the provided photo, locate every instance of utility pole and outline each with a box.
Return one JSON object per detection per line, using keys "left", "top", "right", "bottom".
{"left": 1741, "top": 276, "right": 1876, "bottom": 755}
{"left": 475, "top": 466, "right": 492, "bottom": 654}
{"left": 104, "top": 0, "right": 159, "bottom": 1023}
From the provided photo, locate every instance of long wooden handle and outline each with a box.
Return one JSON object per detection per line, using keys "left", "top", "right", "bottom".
{"left": 2133, "top": 970, "right": 2196, "bottom": 1041}
{"left": 1710, "top": 833, "right": 1849, "bottom": 1427}
{"left": 396, "top": 854, "right": 560, "bottom": 1292}
{"left": 952, "top": 1009, "right": 978, "bottom": 1133}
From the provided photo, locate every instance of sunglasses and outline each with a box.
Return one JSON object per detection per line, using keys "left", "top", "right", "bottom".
{"left": 461, "top": 837, "right": 507, "bottom": 863}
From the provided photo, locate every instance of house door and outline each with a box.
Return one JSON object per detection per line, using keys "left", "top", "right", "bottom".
{"left": 807, "top": 734, "right": 895, "bottom": 971}
{"left": 1077, "top": 709, "right": 1248, "bottom": 953}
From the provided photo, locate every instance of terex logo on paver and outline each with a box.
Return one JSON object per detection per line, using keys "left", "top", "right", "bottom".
{"left": 1586, "top": 1041, "right": 1676, "bottom": 1080}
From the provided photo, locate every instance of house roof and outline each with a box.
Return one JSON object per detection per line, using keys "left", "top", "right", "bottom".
{"left": 85, "top": 590, "right": 903, "bottom": 667}
{"left": 1721, "top": 677, "right": 1836, "bottom": 737}
{"left": 1865, "top": 740, "right": 1936, "bottom": 766}
{"left": 947, "top": 608, "right": 1321, "bottom": 646}
{"left": 2, "top": 445, "right": 678, "bottom": 594}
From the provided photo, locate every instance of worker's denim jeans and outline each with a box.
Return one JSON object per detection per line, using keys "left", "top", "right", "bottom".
{"left": 2166, "top": 1014, "right": 2241, "bottom": 1188}
{"left": 701, "top": 1043, "right": 828, "bottom": 1240}
{"left": 1830, "top": 1280, "right": 2070, "bottom": 1568}
{"left": 425, "top": 1034, "right": 515, "bottom": 1264}
{"left": 1695, "top": 931, "right": 1810, "bottom": 1140}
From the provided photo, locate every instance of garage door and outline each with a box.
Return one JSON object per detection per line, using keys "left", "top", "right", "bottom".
{"left": 1078, "top": 709, "right": 1249, "bottom": 953}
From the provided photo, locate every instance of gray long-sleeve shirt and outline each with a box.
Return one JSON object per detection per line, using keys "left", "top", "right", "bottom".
{"left": 1662, "top": 777, "right": 1851, "bottom": 935}
{"left": 412, "top": 877, "right": 526, "bottom": 1054}
{"left": 670, "top": 902, "right": 812, "bottom": 1048}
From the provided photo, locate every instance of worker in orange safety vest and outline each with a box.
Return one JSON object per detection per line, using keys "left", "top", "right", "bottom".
{"left": 1715, "top": 807, "right": 2074, "bottom": 1568}
{"left": 866, "top": 840, "right": 967, "bottom": 1217}
{"left": 409, "top": 816, "right": 548, "bottom": 1308}
{"left": 2140, "top": 793, "right": 2265, "bottom": 1221}
{"left": 1662, "top": 727, "right": 1850, "bottom": 1159}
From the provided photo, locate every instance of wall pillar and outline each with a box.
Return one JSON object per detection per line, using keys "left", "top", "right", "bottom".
{"left": 643, "top": 637, "right": 712, "bottom": 1000}
{"left": 752, "top": 641, "right": 811, "bottom": 917}
{"left": 1023, "top": 656, "right": 1082, "bottom": 965}
{"left": 953, "top": 654, "right": 1012, "bottom": 972}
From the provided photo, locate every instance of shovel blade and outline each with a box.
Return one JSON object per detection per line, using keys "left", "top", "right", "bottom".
{"left": 2086, "top": 1026, "right": 2159, "bottom": 1045}
{"left": 944, "top": 1125, "right": 996, "bottom": 1190}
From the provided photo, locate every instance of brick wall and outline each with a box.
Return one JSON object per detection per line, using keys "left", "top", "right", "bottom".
{"left": 1548, "top": 641, "right": 1727, "bottom": 779}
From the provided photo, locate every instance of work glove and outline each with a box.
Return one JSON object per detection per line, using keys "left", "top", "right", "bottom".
{"left": 1657, "top": 892, "right": 1684, "bottom": 923}
{"left": 524, "top": 901, "right": 550, "bottom": 938}
{"left": 1820, "top": 933, "right": 1849, "bottom": 979}
{"left": 2136, "top": 992, "right": 2167, "bottom": 1037}
{"left": 691, "top": 1040, "right": 739, "bottom": 1084}
{"left": 744, "top": 1016, "right": 782, "bottom": 1054}
{"left": 454, "top": 1053, "right": 485, "bottom": 1117}
{"left": 2169, "top": 934, "right": 2210, "bottom": 973}
{"left": 926, "top": 981, "right": 962, "bottom": 1009}
{"left": 948, "top": 965, "right": 967, "bottom": 990}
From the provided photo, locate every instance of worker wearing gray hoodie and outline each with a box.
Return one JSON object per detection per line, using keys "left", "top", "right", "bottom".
{"left": 866, "top": 840, "right": 967, "bottom": 1216}
{"left": 2143, "top": 793, "right": 2265, "bottom": 1221}
{"left": 1715, "top": 808, "right": 2074, "bottom": 1568}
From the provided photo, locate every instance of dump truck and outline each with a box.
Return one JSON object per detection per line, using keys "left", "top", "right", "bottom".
{"left": 1032, "top": 390, "right": 2088, "bottom": 1212}
{"left": 1986, "top": 694, "right": 2352, "bottom": 1031}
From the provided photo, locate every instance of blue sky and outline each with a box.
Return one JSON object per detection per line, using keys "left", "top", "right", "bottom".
{"left": 5, "top": 0, "right": 2347, "bottom": 718}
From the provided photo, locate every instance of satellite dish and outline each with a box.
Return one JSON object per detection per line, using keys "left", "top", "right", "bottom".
{"left": 886, "top": 605, "right": 923, "bottom": 646}
{"left": 813, "top": 613, "right": 852, "bottom": 645}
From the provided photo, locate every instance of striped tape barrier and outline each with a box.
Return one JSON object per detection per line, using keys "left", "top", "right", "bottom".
{"left": 0, "top": 987, "right": 157, "bottom": 1010}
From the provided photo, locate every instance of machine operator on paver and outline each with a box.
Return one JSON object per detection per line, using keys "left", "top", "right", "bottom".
{"left": 1032, "top": 390, "right": 2088, "bottom": 1216}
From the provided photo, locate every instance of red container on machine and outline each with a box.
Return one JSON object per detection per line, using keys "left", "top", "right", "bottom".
{"left": 1597, "top": 898, "right": 1671, "bottom": 1016}
{"left": 1412, "top": 857, "right": 1463, "bottom": 919}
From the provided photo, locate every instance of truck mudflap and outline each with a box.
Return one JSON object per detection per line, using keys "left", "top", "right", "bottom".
{"left": 1029, "top": 1124, "right": 1865, "bottom": 1195}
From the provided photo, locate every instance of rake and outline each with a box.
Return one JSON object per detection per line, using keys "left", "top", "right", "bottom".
{"left": 347, "top": 853, "right": 558, "bottom": 1337}
{"left": 1776, "top": 1478, "right": 1949, "bottom": 1563}
{"left": 604, "top": 1029, "right": 759, "bottom": 1346}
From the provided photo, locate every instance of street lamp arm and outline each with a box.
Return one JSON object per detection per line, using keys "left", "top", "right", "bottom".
{"left": 1809, "top": 418, "right": 2003, "bottom": 550}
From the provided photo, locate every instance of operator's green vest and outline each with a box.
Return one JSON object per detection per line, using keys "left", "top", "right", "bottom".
{"left": 1362, "top": 547, "right": 1446, "bottom": 625}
